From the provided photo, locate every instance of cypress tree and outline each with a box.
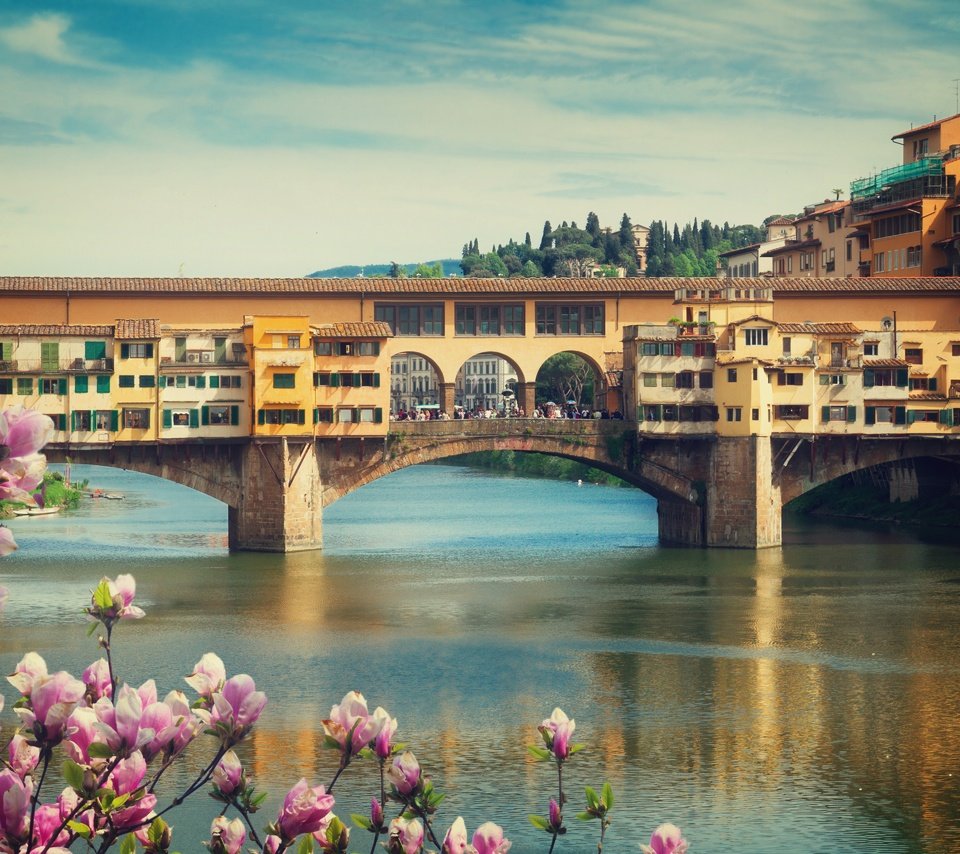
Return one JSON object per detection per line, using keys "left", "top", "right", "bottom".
{"left": 539, "top": 221, "right": 553, "bottom": 251}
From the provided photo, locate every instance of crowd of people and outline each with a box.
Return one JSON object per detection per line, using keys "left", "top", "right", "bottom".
{"left": 391, "top": 405, "right": 624, "bottom": 421}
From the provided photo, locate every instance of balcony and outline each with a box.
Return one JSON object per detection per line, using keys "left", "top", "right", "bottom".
{"left": 67, "top": 358, "right": 114, "bottom": 372}
{"left": 851, "top": 173, "right": 954, "bottom": 220}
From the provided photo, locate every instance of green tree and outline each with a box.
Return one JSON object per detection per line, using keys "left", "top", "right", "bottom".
{"left": 412, "top": 261, "right": 443, "bottom": 278}
{"left": 536, "top": 353, "right": 596, "bottom": 408}
{"left": 388, "top": 261, "right": 405, "bottom": 278}
{"left": 539, "top": 220, "right": 553, "bottom": 251}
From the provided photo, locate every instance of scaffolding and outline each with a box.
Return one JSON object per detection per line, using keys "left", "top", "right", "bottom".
{"left": 850, "top": 155, "right": 944, "bottom": 200}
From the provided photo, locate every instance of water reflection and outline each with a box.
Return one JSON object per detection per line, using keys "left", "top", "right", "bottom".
{"left": 1, "top": 465, "right": 958, "bottom": 851}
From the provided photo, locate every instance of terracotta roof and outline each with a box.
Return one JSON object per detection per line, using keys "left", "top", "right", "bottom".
{"left": 718, "top": 242, "right": 763, "bottom": 257}
{"left": 715, "top": 353, "right": 772, "bottom": 366}
{"left": 864, "top": 358, "right": 909, "bottom": 367}
{"left": 777, "top": 322, "right": 861, "bottom": 334}
{"left": 729, "top": 314, "right": 775, "bottom": 326}
{"left": 313, "top": 322, "right": 394, "bottom": 338}
{"left": 892, "top": 112, "right": 960, "bottom": 140}
{"left": 793, "top": 200, "right": 849, "bottom": 222}
{"left": 766, "top": 216, "right": 795, "bottom": 226}
{"left": 0, "top": 324, "right": 113, "bottom": 336}
{"left": 115, "top": 319, "right": 160, "bottom": 339}
{"left": 762, "top": 239, "right": 821, "bottom": 257}
{"left": 908, "top": 391, "right": 946, "bottom": 401}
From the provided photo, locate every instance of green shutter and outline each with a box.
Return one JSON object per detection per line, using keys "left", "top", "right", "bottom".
{"left": 58, "top": 378, "right": 67, "bottom": 395}
{"left": 75, "top": 375, "right": 88, "bottom": 393}
{"left": 353, "top": 373, "right": 362, "bottom": 387}
{"left": 313, "top": 372, "right": 320, "bottom": 387}
{"left": 258, "top": 409, "right": 265, "bottom": 425}
{"left": 189, "top": 409, "right": 199, "bottom": 428}
{"left": 297, "top": 409, "right": 305, "bottom": 425}
{"left": 930, "top": 378, "right": 938, "bottom": 391}
{"left": 895, "top": 406, "right": 906, "bottom": 425}
{"left": 146, "top": 344, "right": 154, "bottom": 358}
{"left": 196, "top": 376, "right": 205, "bottom": 389}
{"left": 821, "top": 406, "right": 830, "bottom": 422}
{"left": 373, "top": 373, "right": 381, "bottom": 388}
{"left": 313, "top": 407, "right": 319, "bottom": 424}
{"left": 331, "top": 373, "right": 340, "bottom": 387}
{"left": 231, "top": 405, "right": 239, "bottom": 426}
{"left": 162, "top": 409, "right": 172, "bottom": 428}
{"left": 0, "top": 341, "right": 9, "bottom": 361}
{"left": 41, "top": 342, "right": 59, "bottom": 372}
{"left": 201, "top": 406, "right": 209, "bottom": 426}
{"left": 865, "top": 406, "right": 876, "bottom": 425}
{"left": 906, "top": 409, "right": 916, "bottom": 424}
{"left": 863, "top": 369, "right": 874, "bottom": 388}
{"left": 819, "top": 374, "right": 829, "bottom": 385}
{"left": 895, "top": 368, "right": 908, "bottom": 387}
{"left": 71, "top": 411, "right": 78, "bottom": 431}
{"left": 97, "top": 375, "right": 110, "bottom": 393}
{"left": 209, "top": 375, "right": 220, "bottom": 389}
{"left": 121, "top": 343, "right": 130, "bottom": 359}
{"left": 374, "top": 407, "right": 383, "bottom": 423}
{"left": 939, "top": 409, "right": 953, "bottom": 426}
{"left": 85, "top": 341, "right": 106, "bottom": 360}
{"left": 372, "top": 342, "right": 380, "bottom": 355}
{"left": 110, "top": 411, "right": 119, "bottom": 431}
{"left": 847, "top": 406, "right": 856, "bottom": 423}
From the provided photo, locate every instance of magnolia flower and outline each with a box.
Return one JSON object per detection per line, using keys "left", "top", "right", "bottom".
{"left": 203, "top": 674, "right": 267, "bottom": 747}
{"left": 471, "top": 822, "right": 511, "bottom": 854}
{"left": 539, "top": 707, "right": 576, "bottom": 761}
{"left": 64, "top": 706, "right": 103, "bottom": 765}
{"left": 7, "top": 733, "right": 40, "bottom": 779}
{"left": 386, "top": 750, "right": 422, "bottom": 796}
{"left": 0, "top": 406, "right": 53, "bottom": 504}
{"left": 442, "top": 817, "right": 470, "bottom": 854}
{"left": 369, "top": 798, "right": 385, "bottom": 832}
{"left": 275, "top": 778, "right": 335, "bottom": 841}
{"left": 0, "top": 527, "right": 15, "bottom": 556}
{"left": 7, "top": 651, "right": 48, "bottom": 696}
{"left": 87, "top": 573, "right": 145, "bottom": 625}
{"left": 140, "top": 690, "right": 201, "bottom": 762}
{"left": 640, "top": 823, "right": 688, "bottom": 854}
{"left": 93, "top": 686, "right": 156, "bottom": 756}
{"left": 389, "top": 816, "right": 424, "bottom": 854}
{"left": 372, "top": 706, "right": 398, "bottom": 759}
{"left": 15, "top": 670, "right": 85, "bottom": 746}
{"left": 548, "top": 798, "right": 562, "bottom": 831}
{"left": 322, "top": 690, "right": 384, "bottom": 759}
{"left": 206, "top": 815, "right": 247, "bottom": 854}
{"left": 185, "top": 652, "right": 226, "bottom": 700}
{"left": 0, "top": 767, "right": 31, "bottom": 844}
{"left": 213, "top": 750, "right": 244, "bottom": 797}
{"left": 82, "top": 658, "right": 113, "bottom": 702}
{"left": 106, "top": 752, "right": 158, "bottom": 830}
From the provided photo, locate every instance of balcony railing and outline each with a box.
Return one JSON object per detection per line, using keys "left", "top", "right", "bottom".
{"left": 67, "top": 358, "right": 114, "bottom": 372}
{"left": 0, "top": 358, "right": 115, "bottom": 373}
{"left": 851, "top": 174, "right": 955, "bottom": 220}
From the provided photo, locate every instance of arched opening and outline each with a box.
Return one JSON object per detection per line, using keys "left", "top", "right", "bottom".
{"left": 453, "top": 352, "right": 524, "bottom": 416}
{"left": 535, "top": 351, "right": 616, "bottom": 417}
{"left": 389, "top": 351, "right": 443, "bottom": 418}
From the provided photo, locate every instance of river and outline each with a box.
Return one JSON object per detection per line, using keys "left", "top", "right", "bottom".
{"left": 1, "top": 464, "right": 958, "bottom": 853}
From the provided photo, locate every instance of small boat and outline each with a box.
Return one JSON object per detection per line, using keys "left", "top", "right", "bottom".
{"left": 104, "top": 494, "right": 124, "bottom": 500}
{"left": 12, "top": 507, "right": 61, "bottom": 517}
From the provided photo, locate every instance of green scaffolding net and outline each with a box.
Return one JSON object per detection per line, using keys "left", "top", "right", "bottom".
{"left": 850, "top": 155, "right": 944, "bottom": 199}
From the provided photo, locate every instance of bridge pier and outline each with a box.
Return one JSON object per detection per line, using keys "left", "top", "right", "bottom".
{"left": 228, "top": 439, "right": 323, "bottom": 552}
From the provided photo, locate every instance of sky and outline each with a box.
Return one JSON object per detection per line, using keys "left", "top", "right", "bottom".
{"left": 1, "top": 0, "right": 959, "bottom": 278}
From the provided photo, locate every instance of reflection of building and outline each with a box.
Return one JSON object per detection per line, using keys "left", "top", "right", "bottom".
{"left": 455, "top": 355, "right": 516, "bottom": 412}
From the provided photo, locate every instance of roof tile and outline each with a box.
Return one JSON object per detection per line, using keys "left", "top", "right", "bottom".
{"left": 115, "top": 319, "right": 160, "bottom": 339}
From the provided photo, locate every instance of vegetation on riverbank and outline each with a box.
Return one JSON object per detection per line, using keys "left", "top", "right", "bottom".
{"left": 442, "top": 451, "right": 628, "bottom": 486}
{"left": 0, "top": 470, "right": 84, "bottom": 517}
{"left": 785, "top": 476, "right": 960, "bottom": 528}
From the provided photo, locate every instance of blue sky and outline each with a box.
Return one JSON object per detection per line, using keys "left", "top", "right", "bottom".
{"left": 1, "top": 0, "right": 958, "bottom": 276}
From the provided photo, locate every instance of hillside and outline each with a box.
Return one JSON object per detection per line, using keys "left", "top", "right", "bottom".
{"left": 307, "top": 260, "right": 461, "bottom": 278}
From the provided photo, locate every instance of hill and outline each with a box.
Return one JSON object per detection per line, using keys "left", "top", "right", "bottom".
{"left": 307, "top": 260, "right": 461, "bottom": 278}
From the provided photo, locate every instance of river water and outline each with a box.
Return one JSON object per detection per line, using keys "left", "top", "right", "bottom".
{"left": 1, "top": 464, "right": 958, "bottom": 853}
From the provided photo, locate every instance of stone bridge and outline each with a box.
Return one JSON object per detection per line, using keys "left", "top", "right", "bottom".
{"left": 45, "top": 424, "right": 960, "bottom": 551}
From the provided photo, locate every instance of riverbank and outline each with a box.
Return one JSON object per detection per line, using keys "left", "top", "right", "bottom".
{"left": 0, "top": 471, "right": 84, "bottom": 518}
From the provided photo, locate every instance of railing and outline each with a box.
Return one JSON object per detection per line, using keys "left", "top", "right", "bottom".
{"left": 162, "top": 355, "right": 246, "bottom": 365}
{"left": 389, "top": 419, "right": 628, "bottom": 438}
{"left": 851, "top": 174, "right": 954, "bottom": 219}
{"left": 66, "top": 358, "right": 114, "bottom": 372}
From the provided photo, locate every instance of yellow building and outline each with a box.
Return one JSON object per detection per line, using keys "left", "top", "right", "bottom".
{"left": 114, "top": 319, "right": 161, "bottom": 442}
{"left": 246, "top": 315, "right": 314, "bottom": 436}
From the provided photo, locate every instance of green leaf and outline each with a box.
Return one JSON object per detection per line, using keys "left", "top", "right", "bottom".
{"left": 351, "top": 814, "right": 373, "bottom": 831}
{"left": 528, "top": 814, "right": 549, "bottom": 831}
{"left": 526, "top": 745, "right": 551, "bottom": 761}
{"left": 62, "top": 759, "right": 85, "bottom": 791}
{"left": 86, "top": 621, "right": 100, "bottom": 637}
{"left": 88, "top": 742, "right": 115, "bottom": 759}
{"left": 584, "top": 786, "right": 599, "bottom": 809}
{"left": 148, "top": 817, "right": 168, "bottom": 844}
{"left": 569, "top": 743, "right": 586, "bottom": 756}
{"left": 119, "top": 834, "right": 137, "bottom": 854}
{"left": 576, "top": 811, "right": 594, "bottom": 821}
{"left": 68, "top": 821, "right": 92, "bottom": 839}
{"left": 601, "top": 782, "right": 614, "bottom": 809}
{"left": 93, "top": 580, "right": 113, "bottom": 610}
{"left": 357, "top": 746, "right": 374, "bottom": 759}
{"left": 322, "top": 734, "right": 343, "bottom": 751}
{"left": 296, "top": 835, "right": 315, "bottom": 854}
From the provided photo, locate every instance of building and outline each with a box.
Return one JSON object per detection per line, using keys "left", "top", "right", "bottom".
{"left": 762, "top": 201, "right": 859, "bottom": 278}
{"left": 850, "top": 112, "right": 960, "bottom": 277}
{"left": 720, "top": 217, "right": 794, "bottom": 278}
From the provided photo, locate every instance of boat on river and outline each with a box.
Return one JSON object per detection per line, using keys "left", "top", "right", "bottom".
{"left": 11, "top": 506, "right": 61, "bottom": 517}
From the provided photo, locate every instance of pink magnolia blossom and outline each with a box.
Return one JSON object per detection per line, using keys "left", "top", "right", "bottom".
{"left": 548, "top": 798, "right": 562, "bottom": 830}
{"left": 389, "top": 817, "right": 424, "bottom": 854}
{"left": 82, "top": 658, "right": 113, "bottom": 702}
{"left": 640, "top": 823, "right": 688, "bottom": 854}
{"left": 0, "top": 768, "right": 32, "bottom": 845}
{"left": 7, "top": 733, "right": 40, "bottom": 779}
{"left": 0, "top": 406, "right": 53, "bottom": 504}
{"left": 7, "top": 652, "right": 48, "bottom": 696}
{"left": 471, "top": 822, "right": 511, "bottom": 854}
{"left": 64, "top": 706, "right": 103, "bottom": 765}
{"left": 263, "top": 835, "right": 282, "bottom": 853}
{"left": 0, "top": 527, "right": 15, "bottom": 556}
{"left": 31, "top": 802, "right": 71, "bottom": 850}
{"left": 372, "top": 706, "right": 398, "bottom": 760}
{"left": 213, "top": 750, "right": 244, "bottom": 796}
{"left": 106, "top": 752, "right": 158, "bottom": 830}
{"left": 369, "top": 798, "right": 384, "bottom": 831}
{"left": 206, "top": 815, "right": 247, "bottom": 854}
{"left": 93, "top": 686, "right": 156, "bottom": 756}
{"left": 16, "top": 670, "right": 85, "bottom": 746}
{"left": 386, "top": 750, "right": 422, "bottom": 796}
{"left": 322, "top": 691, "right": 384, "bottom": 759}
{"left": 539, "top": 707, "right": 576, "bottom": 761}
{"left": 89, "top": 573, "right": 146, "bottom": 623}
{"left": 140, "top": 690, "right": 201, "bottom": 762}
{"left": 203, "top": 674, "right": 267, "bottom": 746}
{"left": 442, "top": 817, "right": 470, "bottom": 854}
{"left": 185, "top": 652, "right": 226, "bottom": 700}
{"left": 275, "top": 778, "right": 335, "bottom": 841}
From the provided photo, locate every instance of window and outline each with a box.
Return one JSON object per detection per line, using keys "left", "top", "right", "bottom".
{"left": 535, "top": 304, "right": 603, "bottom": 335}
{"left": 909, "top": 377, "right": 937, "bottom": 391}
{"left": 0, "top": 378, "right": 11, "bottom": 395}
{"left": 259, "top": 408, "right": 305, "bottom": 425}
{"left": 85, "top": 341, "right": 107, "bottom": 361}
{"left": 314, "top": 407, "right": 333, "bottom": 423}
{"left": 779, "top": 373, "right": 803, "bottom": 386}
{"left": 752, "top": 408, "right": 759, "bottom": 421}
{"left": 503, "top": 305, "right": 524, "bottom": 334}
{"left": 41, "top": 342, "right": 59, "bottom": 371}
{"left": 357, "top": 342, "right": 380, "bottom": 356}
{"left": 72, "top": 410, "right": 91, "bottom": 431}
{"left": 699, "top": 371, "right": 713, "bottom": 389}
{"left": 906, "top": 246, "right": 922, "bottom": 268}
{"left": 139, "top": 375, "right": 155, "bottom": 388}
{"left": 660, "top": 373, "right": 675, "bottom": 388}
{"left": 675, "top": 371, "right": 695, "bottom": 389}
{"left": 336, "top": 343, "right": 352, "bottom": 356}
{"left": 775, "top": 405, "right": 808, "bottom": 420}
{"left": 17, "top": 378, "right": 32, "bottom": 395}
{"left": 207, "top": 405, "right": 232, "bottom": 425}
{"left": 846, "top": 241, "right": 853, "bottom": 262}
{"left": 800, "top": 252, "right": 814, "bottom": 271}
{"left": 122, "top": 343, "right": 154, "bottom": 359}
{"left": 273, "top": 373, "right": 296, "bottom": 389}
{"left": 95, "top": 410, "right": 115, "bottom": 430}
{"left": 479, "top": 306, "right": 500, "bottom": 335}
{"left": 643, "top": 373, "right": 657, "bottom": 388}
{"left": 727, "top": 368, "right": 738, "bottom": 383}
{"left": 74, "top": 375, "right": 89, "bottom": 393}
{"left": 952, "top": 344, "right": 960, "bottom": 357}
{"left": 820, "top": 374, "right": 845, "bottom": 385}
{"left": 873, "top": 251, "right": 885, "bottom": 273}
{"left": 119, "top": 375, "right": 135, "bottom": 388}
{"left": 337, "top": 408, "right": 354, "bottom": 423}
{"left": 455, "top": 305, "right": 476, "bottom": 335}
{"left": 726, "top": 407, "right": 742, "bottom": 422}
{"left": 744, "top": 328, "right": 769, "bottom": 346}
{"left": 641, "top": 342, "right": 659, "bottom": 356}
{"left": 40, "top": 378, "right": 66, "bottom": 395}
{"left": 97, "top": 375, "right": 111, "bottom": 393}
{"left": 170, "top": 410, "right": 191, "bottom": 426}
{"left": 904, "top": 348, "right": 923, "bottom": 365}
{"left": 823, "top": 405, "right": 855, "bottom": 422}
{"left": 782, "top": 337, "right": 791, "bottom": 356}
{"left": 864, "top": 343, "right": 879, "bottom": 356}
{"left": 374, "top": 304, "right": 444, "bottom": 336}
{"left": 217, "top": 375, "right": 241, "bottom": 388}
{"left": 913, "top": 138, "right": 929, "bottom": 159}
{"left": 315, "top": 341, "right": 333, "bottom": 356}
{"left": 287, "top": 335, "right": 301, "bottom": 349}
{"left": 122, "top": 408, "right": 151, "bottom": 429}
